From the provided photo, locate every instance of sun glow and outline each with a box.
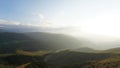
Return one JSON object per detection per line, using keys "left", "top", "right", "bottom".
{"left": 38, "top": 12, "right": 120, "bottom": 38}
{"left": 81, "top": 13, "right": 120, "bottom": 37}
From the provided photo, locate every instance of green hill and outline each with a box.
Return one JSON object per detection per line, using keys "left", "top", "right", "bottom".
{"left": 0, "top": 50, "right": 119, "bottom": 68}
{"left": 0, "top": 32, "right": 82, "bottom": 53}
{"left": 102, "top": 47, "right": 120, "bottom": 53}
{"left": 45, "top": 50, "right": 119, "bottom": 68}
{"left": 73, "top": 47, "right": 99, "bottom": 53}
{"left": 62, "top": 58, "right": 120, "bottom": 68}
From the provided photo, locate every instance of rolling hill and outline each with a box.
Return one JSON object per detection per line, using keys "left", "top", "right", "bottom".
{"left": 0, "top": 49, "right": 119, "bottom": 68}
{"left": 73, "top": 47, "right": 99, "bottom": 53}
{"left": 45, "top": 50, "right": 119, "bottom": 68}
{"left": 102, "top": 47, "right": 120, "bottom": 53}
{"left": 62, "top": 58, "right": 120, "bottom": 68}
{"left": 0, "top": 32, "right": 83, "bottom": 53}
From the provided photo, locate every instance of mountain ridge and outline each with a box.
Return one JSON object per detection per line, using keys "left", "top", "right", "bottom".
{"left": 0, "top": 32, "right": 83, "bottom": 53}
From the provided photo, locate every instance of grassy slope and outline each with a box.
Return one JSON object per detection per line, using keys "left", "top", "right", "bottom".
{"left": 0, "top": 50, "right": 119, "bottom": 68}
{"left": 0, "top": 32, "right": 82, "bottom": 53}
{"left": 45, "top": 50, "right": 120, "bottom": 68}
{"left": 102, "top": 47, "right": 120, "bottom": 53}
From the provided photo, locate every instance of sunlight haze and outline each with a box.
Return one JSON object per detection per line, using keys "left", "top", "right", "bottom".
{"left": 0, "top": 0, "right": 120, "bottom": 49}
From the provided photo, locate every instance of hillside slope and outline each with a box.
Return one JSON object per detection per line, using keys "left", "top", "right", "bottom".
{"left": 45, "top": 50, "right": 119, "bottom": 68}
{"left": 73, "top": 47, "right": 99, "bottom": 53}
{"left": 102, "top": 47, "right": 120, "bottom": 53}
{"left": 0, "top": 32, "right": 82, "bottom": 53}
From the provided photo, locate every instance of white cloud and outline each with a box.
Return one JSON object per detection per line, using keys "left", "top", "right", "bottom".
{"left": 0, "top": 19, "right": 21, "bottom": 25}
{"left": 38, "top": 14, "right": 44, "bottom": 19}
{"left": 0, "top": 19, "right": 76, "bottom": 33}
{"left": 37, "top": 14, "right": 45, "bottom": 23}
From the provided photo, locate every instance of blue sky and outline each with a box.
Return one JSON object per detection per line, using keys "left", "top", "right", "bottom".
{"left": 0, "top": 0, "right": 76, "bottom": 22}
{"left": 0, "top": 0, "right": 54, "bottom": 22}
{"left": 0, "top": 0, "right": 98, "bottom": 23}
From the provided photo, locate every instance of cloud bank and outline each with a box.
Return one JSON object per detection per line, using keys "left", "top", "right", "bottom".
{"left": 0, "top": 19, "right": 78, "bottom": 35}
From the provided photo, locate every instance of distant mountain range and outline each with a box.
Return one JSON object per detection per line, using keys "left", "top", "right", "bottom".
{"left": 0, "top": 27, "right": 41, "bottom": 32}
{"left": 0, "top": 31, "right": 120, "bottom": 53}
{"left": 0, "top": 32, "right": 83, "bottom": 53}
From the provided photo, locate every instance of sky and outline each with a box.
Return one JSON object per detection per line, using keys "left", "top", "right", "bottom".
{"left": 1, "top": 0, "right": 120, "bottom": 49}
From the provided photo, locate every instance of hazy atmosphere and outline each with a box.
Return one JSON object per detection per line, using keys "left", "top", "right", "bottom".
{"left": 1, "top": 0, "right": 120, "bottom": 49}
{"left": 0, "top": 0, "right": 120, "bottom": 68}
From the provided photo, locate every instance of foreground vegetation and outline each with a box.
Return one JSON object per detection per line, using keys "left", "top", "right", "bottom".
{"left": 0, "top": 50, "right": 119, "bottom": 68}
